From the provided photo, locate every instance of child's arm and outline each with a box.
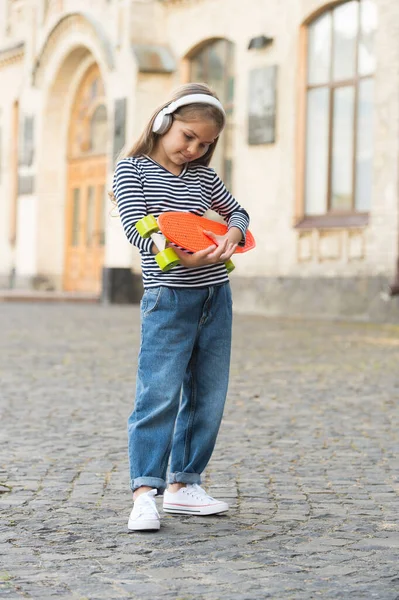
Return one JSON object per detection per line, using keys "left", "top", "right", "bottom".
{"left": 170, "top": 236, "right": 238, "bottom": 269}
{"left": 204, "top": 226, "right": 243, "bottom": 249}
{"left": 112, "top": 159, "right": 154, "bottom": 254}
{"left": 210, "top": 172, "right": 250, "bottom": 245}
{"left": 171, "top": 172, "right": 249, "bottom": 269}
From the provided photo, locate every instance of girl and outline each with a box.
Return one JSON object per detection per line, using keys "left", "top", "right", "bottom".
{"left": 112, "top": 83, "right": 250, "bottom": 531}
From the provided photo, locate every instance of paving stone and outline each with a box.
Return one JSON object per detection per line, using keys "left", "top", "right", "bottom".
{"left": 1, "top": 303, "right": 399, "bottom": 599}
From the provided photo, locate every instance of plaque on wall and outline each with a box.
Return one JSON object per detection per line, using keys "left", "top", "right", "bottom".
{"left": 248, "top": 65, "right": 277, "bottom": 145}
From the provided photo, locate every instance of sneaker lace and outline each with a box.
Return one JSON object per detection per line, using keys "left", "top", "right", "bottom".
{"left": 185, "top": 484, "right": 214, "bottom": 501}
{"left": 137, "top": 494, "right": 159, "bottom": 517}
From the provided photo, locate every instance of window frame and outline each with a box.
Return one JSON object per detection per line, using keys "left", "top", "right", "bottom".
{"left": 295, "top": 0, "right": 375, "bottom": 229}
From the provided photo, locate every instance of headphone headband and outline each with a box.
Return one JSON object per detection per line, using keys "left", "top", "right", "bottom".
{"left": 152, "top": 93, "right": 226, "bottom": 134}
{"left": 164, "top": 94, "right": 226, "bottom": 117}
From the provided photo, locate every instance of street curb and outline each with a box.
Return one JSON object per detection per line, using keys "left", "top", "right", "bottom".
{"left": 0, "top": 290, "right": 100, "bottom": 303}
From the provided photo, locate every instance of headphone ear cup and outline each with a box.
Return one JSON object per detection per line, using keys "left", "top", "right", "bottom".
{"left": 152, "top": 110, "right": 163, "bottom": 134}
{"left": 157, "top": 114, "right": 172, "bottom": 135}
{"left": 152, "top": 111, "right": 172, "bottom": 135}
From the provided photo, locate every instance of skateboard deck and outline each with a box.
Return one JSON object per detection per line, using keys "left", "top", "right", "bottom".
{"left": 157, "top": 212, "right": 255, "bottom": 254}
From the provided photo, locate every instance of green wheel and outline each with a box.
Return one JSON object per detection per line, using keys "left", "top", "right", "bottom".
{"left": 225, "top": 259, "right": 235, "bottom": 274}
{"left": 135, "top": 215, "right": 159, "bottom": 238}
{"left": 155, "top": 248, "right": 180, "bottom": 272}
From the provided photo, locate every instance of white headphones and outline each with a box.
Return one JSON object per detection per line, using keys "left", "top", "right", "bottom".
{"left": 152, "top": 94, "right": 226, "bottom": 135}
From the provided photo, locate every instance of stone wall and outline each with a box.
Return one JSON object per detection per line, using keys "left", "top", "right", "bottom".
{"left": 0, "top": 0, "right": 398, "bottom": 321}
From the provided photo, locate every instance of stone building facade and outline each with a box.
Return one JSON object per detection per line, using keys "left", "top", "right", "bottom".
{"left": 0, "top": 0, "right": 398, "bottom": 320}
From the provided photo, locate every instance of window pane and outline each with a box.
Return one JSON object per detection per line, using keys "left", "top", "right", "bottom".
{"left": 332, "top": 1, "right": 358, "bottom": 81}
{"left": 226, "top": 41, "right": 235, "bottom": 102}
{"left": 86, "top": 186, "right": 95, "bottom": 246}
{"left": 359, "top": 0, "right": 377, "bottom": 75}
{"left": 71, "top": 188, "right": 80, "bottom": 246}
{"left": 307, "top": 12, "right": 331, "bottom": 85}
{"left": 90, "top": 78, "right": 99, "bottom": 100}
{"left": 331, "top": 86, "right": 355, "bottom": 210}
{"left": 206, "top": 41, "right": 227, "bottom": 101}
{"left": 305, "top": 88, "right": 330, "bottom": 215}
{"left": 90, "top": 104, "right": 107, "bottom": 153}
{"left": 355, "top": 79, "right": 373, "bottom": 211}
{"left": 208, "top": 42, "right": 225, "bottom": 86}
{"left": 191, "top": 54, "right": 205, "bottom": 81}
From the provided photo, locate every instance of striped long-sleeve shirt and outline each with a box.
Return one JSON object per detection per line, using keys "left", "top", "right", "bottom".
{"left": 113, "top": 155, "right": 250, "bottom": 288}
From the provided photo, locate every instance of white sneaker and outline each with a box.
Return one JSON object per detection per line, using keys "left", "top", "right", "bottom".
{"left": 163, "top": 484, "right": 229, "bottom": 516}
{"left": 128, "top": 489, "right": 160, "bottom": 531}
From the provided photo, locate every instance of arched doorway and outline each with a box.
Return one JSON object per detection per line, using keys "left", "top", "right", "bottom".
{"left": 64, "top": 63, "right": 107, "bottom": 292}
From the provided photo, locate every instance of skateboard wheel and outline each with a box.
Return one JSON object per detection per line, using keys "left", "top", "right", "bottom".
{"left": 155, "top": 248, "right": 180, "bottom": 272}
{"left": 225, "top": 259, "right": 235, "bottom": 273}
{"left": 136, "top": 215, "right": 159, "bottom": 238}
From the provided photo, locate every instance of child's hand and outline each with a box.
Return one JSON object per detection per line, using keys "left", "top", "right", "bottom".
{"left": 203, "top": 231, "right": 228, "bottom": 247}
{"left": 205, "top": 227, "right": 243, "bottom": 248}
{"left": 170, "top": 232, "right": 238, "bottom": 269}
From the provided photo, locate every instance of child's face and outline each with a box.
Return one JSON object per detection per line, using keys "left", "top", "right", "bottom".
{"left": 159, "top": 118, "right": 220, "bottom": 166}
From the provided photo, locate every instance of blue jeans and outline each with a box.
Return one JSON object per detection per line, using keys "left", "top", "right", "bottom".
{"left": 128, "top": 283, "right": 233, "bottom": 493}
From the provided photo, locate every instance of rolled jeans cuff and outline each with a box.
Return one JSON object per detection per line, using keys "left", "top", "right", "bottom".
{"left": 168, "top": 472, "right": 202, "bottom": 485}
{"left": 131, "top": 477, "right": 166, "bottom": 493}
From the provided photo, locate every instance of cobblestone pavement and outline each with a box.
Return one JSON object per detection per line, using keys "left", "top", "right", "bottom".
{"left": 1, "top": 303, "right": 399, "bottom": 600}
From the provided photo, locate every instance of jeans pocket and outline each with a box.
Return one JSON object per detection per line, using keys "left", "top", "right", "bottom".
{"left": 141, "top": 287, "right": 163, "bottom": 317}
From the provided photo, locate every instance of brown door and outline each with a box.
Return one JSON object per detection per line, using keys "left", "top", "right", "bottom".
{"left": 64, "top": 158, "right": 106, "bottom": 292}
{"left": 64, "top": 64, "right": 107, "bottom": 293}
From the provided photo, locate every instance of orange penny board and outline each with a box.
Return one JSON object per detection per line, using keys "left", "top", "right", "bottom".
{"left": 157, "top": 212, "right": 255, "bottom": 254}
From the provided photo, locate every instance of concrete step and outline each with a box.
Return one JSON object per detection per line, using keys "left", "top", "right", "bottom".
{"left": 0, "top": 289, "right": 100, "bottom": 303}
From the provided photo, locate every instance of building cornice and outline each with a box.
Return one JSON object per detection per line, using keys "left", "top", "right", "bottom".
{"left": 132, "top": 44, "right": 176, "bottom": 73}
{"left": 32, "top": 12, "right": 115, "bottom": 86}
{"left": 0, "top": 41, "right": 25, "bottom": 68}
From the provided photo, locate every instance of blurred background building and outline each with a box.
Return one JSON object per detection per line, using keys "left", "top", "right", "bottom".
{"left": 0, "top": 0, "right": 398, "bottom": 320}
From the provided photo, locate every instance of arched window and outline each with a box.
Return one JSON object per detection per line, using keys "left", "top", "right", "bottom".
{"left": 90, "top": 104, "right": 107, "bottom": 154}
{"left": 303, "top": 0, "right": 377, "bottom": 218}
{"left": 69, "top": 70, "right": 107, "bottom": 158}
{"left": 190, "top": 39, "right": 235, "bottom": 191}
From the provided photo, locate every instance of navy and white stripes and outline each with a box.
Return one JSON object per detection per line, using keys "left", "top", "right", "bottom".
{"left": 113, "top": 155, "right": 250, "bottom": 288}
